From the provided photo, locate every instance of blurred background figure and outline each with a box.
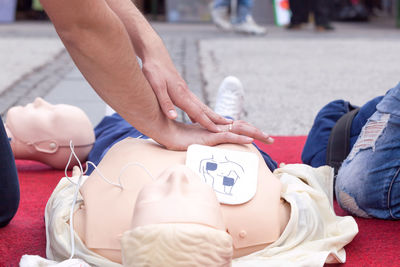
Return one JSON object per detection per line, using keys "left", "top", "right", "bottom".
{"left": 287, "top": 0, "right": 334, "bottom": 31}
{"left": 333, "top": 0, "right": 387, "bottom": 22}
{"left": 16, "top": 0, "right": 47, "bottom": 20}
{"left": 210, "top": 0, "right": 267, "bottom": 35}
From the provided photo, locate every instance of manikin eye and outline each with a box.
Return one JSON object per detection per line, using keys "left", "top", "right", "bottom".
{"left": 206, "top": 162, "right": 218, "bottom": 171}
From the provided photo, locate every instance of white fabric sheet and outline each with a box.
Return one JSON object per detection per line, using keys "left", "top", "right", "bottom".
{"left": 233, "top": 164, "right": 358, "bottom": 267}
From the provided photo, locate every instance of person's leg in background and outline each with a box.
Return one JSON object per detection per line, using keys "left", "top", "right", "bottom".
{"left": 211, "top": 0, "right": 232, "bottom": 31}
{"left": 301, "top": 95, "right": 383, "bottom": 168}
{"left": 288, "top": 0, "right": 310, "bottom": 29}
{"left": 336, "top": 84, "right": 400, "bottom": 219}
{"left": 236, "top": 0, "right": 252, "bottom": 23}
{"left": 233, "top": 0, "right": 266, "bottom": 35}
{"left": 0, "top": 118, "right": 19, "bottom": 227}
{"left": 312, "top": 0, "right": 335, "bottom": 30}
{"left": 214, "top": 0, "right": 231, "bottom": 10}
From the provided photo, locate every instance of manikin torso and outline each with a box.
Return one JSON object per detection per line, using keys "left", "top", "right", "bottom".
{"left": 74, "top": 138, "right": 291, "bottom": 263}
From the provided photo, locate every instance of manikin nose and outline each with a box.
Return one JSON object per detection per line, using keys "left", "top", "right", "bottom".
{"left": 164, "top": 168, "right": 193, "bottom": 196}
{"left": 33, "top": 97, "right": 51, "bottom": 108}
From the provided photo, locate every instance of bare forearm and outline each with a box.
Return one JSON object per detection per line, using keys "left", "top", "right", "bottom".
{"left": 39, "top": 0, "right": 272, "bottom": 150}
{"left": 40, "top": 0, "right": 171, "bottom": 143}
{"left": 104, "top": 0, "right": 165, "bottom": 61}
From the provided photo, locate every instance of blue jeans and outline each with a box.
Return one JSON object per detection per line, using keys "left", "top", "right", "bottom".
{"left": 302, "top": 96, "right": 383, "bottom": 168}
{"left": 213, "top": 0, "right": 253, "bottom": 23}
{"left": 87, "top": 113, "right": 277, "bottom": 175}
{"left": 336, "top": 85, "right": 400, "bottom": 219}
{"left": 0, "top": 117, "right": 19, "bottom": 227}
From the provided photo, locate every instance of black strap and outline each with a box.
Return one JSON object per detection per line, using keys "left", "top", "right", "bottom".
{"left": 326, "top": 107, "right": 360, "bottom": 175}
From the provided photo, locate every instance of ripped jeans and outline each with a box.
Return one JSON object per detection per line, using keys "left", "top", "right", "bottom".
{"left": 336, "top": 85, "right": 400, "bottom": 219}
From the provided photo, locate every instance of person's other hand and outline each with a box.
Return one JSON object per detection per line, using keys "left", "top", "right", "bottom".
{"left": 160, "top": 120, "right": 274, "bottom": 151}
{"left": 141, "top": 49, "right": 232, "bottom": 134}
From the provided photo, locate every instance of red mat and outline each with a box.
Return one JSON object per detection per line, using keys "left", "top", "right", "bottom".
{"left": 1, "top": 136, "right": 399, "bottom": 266}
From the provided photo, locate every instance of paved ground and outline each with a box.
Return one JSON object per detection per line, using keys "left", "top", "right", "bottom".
{"left": 1, "top": 19, "right": 400, "bottom": 136}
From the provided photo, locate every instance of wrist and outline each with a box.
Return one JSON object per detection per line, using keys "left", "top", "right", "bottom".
{"left": 149, "top": 116, "right": 181, "bottom": 150}
{"left": 134, "top": 34, "right": 165, "bottom": 62}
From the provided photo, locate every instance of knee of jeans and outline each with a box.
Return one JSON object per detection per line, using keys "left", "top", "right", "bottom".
{"left": 388, "top": 167, "right": 400, "bottom": 219}
{"left": 336, "top": 190, "right": 371, "bottom": 218}
{"left": 335, "top": 167, "right": 371, "bottom": 218}
{"left": 347, "top": 112, "right": 390, "bottom": 161}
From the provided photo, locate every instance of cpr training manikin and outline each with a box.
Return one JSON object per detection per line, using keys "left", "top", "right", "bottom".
{"left": 11, "top": 99, "right": 358, "bottom": 267}
{"left": 4, "top": 97, "right": 95, "bottom": 169}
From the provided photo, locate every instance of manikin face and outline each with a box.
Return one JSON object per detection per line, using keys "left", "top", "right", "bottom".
{"left": 6, "top": 97, "right": 94, "bottom": 147}
{"left": 120, "top": 166, "right": 233, "bottom": 267}
{"left": 131, "top": 165, "right": 225, "bottom": 231}
{"left": 5, "top": 97, "right": 95, "bottom": 169}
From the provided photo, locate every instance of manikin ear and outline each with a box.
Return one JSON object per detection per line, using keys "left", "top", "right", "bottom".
{"left": 32, "top": 140, "right": 59, "bottom": 154}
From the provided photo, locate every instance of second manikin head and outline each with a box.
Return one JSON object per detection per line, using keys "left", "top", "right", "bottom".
{"left": 5, "top": 97, "right": 95, "bottom": 169}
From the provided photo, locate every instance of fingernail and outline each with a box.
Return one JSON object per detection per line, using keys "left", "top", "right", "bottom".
{"left": 267, "top": 137, "right": 274, "bottom": 143}
{"left": 168, "top": 110, "right": 177, "bottom": 118}
{"left": 245, "top": 137, "right": 253, "bottom": 142}
{"left": 225, "top": 118, "right": 233, "bottom": 123}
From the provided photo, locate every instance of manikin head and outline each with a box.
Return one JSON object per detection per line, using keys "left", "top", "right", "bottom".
{"left": 121, "top": 165, "right": 233, "bottom": 267}
{"left": 5, "top": 97, "right": 95, "bottom": 169}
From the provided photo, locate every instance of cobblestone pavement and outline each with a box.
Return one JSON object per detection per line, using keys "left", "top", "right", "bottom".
{"left": 1, "top": 20, "right": 400, "bottom": 135}
{"left": 155, "top": 21, "right": 400, "bottom": 135}
{"left": 0, "top": 22, "right": 71, "bottom": 115}
{"left": 200, "top": 38, "right": 400, "bottom": 135}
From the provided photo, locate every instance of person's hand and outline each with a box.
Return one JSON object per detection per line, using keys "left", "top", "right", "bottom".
{"left": 159, "top": 120, "right": 274, "bottom": 151}
{"left": 141, "top": 47, "right": 232, "bottom": 134}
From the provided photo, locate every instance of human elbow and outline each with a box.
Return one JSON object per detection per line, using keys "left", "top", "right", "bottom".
{"left": 54, "top": 17, "right": 100, "bottom": 54}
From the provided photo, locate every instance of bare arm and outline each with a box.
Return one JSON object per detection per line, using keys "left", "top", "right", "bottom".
{"left": 39, "top": 0, "right": 170, "bottom": 143}
{"left": 103, "top": 0, "right": 232, "bottom": 132}
{"left": 103, "top": 0, "right": 161, "bottom": 62}
{"left": 39, "top": 0, "right": 272, "bottom": 150}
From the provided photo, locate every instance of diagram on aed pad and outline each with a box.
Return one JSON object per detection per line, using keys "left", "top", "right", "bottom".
{"left": 199, "top": 155, "right": 245, "bottom": 195}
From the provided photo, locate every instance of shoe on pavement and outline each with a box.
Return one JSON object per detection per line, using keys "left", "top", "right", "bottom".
{"left": 315, "top": 24, "right": 335, "bottom": 32}
{"left": 233, "top": 15, "right": 267, "bottom": 35}
{"left": 214, "top": 76, "right": 244, "bottom": 120}
{"left": 211, "top": 6, "right": 232, "bottom": 31}
{"left": 286, "top": 23, "right": 302, "bottom": 30}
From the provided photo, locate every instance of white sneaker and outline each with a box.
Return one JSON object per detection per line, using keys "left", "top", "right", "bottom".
{"left": 233, "top": 16, "right": 267, "bottom": 35}
{"left": 211, "top": 6, "right": 232, "bottom": 31}
{"left": 214, "top": 76, "right": 244, "bottom": 120}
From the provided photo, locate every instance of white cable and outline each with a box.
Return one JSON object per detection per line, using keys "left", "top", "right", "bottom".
{"left": 65, "top": 141, "right": 84, "bottom": 260}
{"left": 116, "top": 162, "right": 155, "bottom": 188}
{"left": 68, "top": 174, "right": 82, "bottom": 260}
{"left": 64, "top": 136, "right": 153, "bottom": 259}
{"left": 82, "top": 161, "right": 155, "bottom": 189}
{"left": 85, "top": 161, "right": 123, "bottom": 189}
{"left": 64, "top": 143, "right": 79, "bottom": 186}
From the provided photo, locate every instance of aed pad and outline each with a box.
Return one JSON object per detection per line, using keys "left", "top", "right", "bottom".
{"left": 186, "top": 144, "right": 259, "bottom": 205}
